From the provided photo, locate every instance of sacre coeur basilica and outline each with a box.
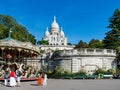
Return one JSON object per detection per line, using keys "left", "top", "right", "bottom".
{"left": 39, "top": 16, "right": 117, "bottom": 74}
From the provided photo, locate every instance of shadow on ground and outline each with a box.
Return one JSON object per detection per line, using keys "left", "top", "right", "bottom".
{"left": 30, "top": 84, "right": 41, "bottom": 86}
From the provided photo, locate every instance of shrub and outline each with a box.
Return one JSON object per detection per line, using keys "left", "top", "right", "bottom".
{"left": 64, "top": 69, "right": 71, "bottom": 75}
{"left": 94, "top": 68, "right": 106, "bottom": 75}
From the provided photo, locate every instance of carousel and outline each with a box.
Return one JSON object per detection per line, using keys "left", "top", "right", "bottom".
{"left": 0, "top": 37, "right": 40, "bottom": 81}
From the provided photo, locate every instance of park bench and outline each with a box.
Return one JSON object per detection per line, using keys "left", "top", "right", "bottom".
{"left": 103, "top": 74, "right": 113, "bottom": 79}
{"left": 85, "top": 75, "right": 98, "bottom": 79}
{"left": 72, "top": 75, "right": 85, "bottom": 79}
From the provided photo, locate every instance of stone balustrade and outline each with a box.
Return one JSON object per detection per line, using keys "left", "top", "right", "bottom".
{"left": 62, "top": 48, "right": 116, "bottom": 56}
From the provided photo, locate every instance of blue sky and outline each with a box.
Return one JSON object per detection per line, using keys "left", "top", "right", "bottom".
{"left": 0, "top": 0, "right": 120, "bottom": 44}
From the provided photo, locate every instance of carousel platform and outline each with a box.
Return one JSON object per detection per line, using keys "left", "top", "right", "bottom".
{"left": 0, "top": 77, "right": 37, "bottom": 82}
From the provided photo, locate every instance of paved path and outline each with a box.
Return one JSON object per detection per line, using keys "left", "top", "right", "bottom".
{"left": 0, "top": 79, "right": 120, "bottom": 90}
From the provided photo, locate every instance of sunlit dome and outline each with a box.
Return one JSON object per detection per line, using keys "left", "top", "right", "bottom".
{"left": 45, "top": 27, "right": 50, "bottom": 37}
{"left": 50, "top": 16, "right": 59, "bottom": 32}
{"left": 60, "top": 27, "right": 64, "bottom": 37}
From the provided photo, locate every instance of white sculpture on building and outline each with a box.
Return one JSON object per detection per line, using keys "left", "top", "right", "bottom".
{"left": 44, "top": 16, "right": 67, "bottom": 46}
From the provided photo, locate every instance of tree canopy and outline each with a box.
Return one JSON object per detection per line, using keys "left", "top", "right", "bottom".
{"left": 103, "top": 9, "right": 120, "bottom": 49}
{"left": 75, "top": 40, "right": 88, "bottom": 48}
{"left": 102, "top": 9, "right": 120, "bottom": 68}
{"left": 0, "top": 14, "right": 36, "bottom": 44}
{"left": 75, "top": 39, "right": 104, "bottom": 49}
{"left": 89, "top": 39, "right": 104, "bottom": 48}
{"left": 37, "top": 40, "right": 49, "bottom": 45}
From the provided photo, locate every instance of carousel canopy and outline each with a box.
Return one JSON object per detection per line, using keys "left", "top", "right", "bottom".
{"left": 0, "top": 38, "right": 40, "bottom": 54}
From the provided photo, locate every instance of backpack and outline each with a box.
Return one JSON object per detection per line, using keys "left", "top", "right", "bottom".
{"left": 17, "top": 70, "right": 22, "bottom": 76}
{"left": 4, "top": 73, "right": 9, "bottom": 79}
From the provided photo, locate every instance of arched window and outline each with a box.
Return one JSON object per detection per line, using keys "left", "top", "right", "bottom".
{"left": 57, "top": 38, "right": 59, "bottom": 41}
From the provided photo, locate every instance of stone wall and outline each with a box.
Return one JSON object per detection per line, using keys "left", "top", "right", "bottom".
{"left": 50, "top": 48, "right": 117, "bottom": 74}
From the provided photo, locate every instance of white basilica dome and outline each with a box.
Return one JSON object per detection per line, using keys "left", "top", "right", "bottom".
{"left": 45, "top": 27, "right": 50, "bottom": 37}
{"left": 50, "top": 16, "right": 59, "bottom": 32}
{"left": 60, "top": 29, "right": 65, "bottom": 37}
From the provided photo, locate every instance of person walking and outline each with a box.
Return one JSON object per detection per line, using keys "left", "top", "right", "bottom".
{"left": 42, "top": 74, "right": 47, "bottom": 86}
{"left": 9, "top": 70, "right": 16, "bottom": 87}
{"left": 4, "top": 71, "right": 9, "bottom": 86}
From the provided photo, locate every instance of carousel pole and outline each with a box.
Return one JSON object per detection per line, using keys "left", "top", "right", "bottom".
{"left": 31, "top": 51, "right": 33, "bottom": 67}
{"left": 18, "top": 48, "right": 21, "bottom": 64}
{"left": 1, "top": 47, "right": 4, "bottom": 62}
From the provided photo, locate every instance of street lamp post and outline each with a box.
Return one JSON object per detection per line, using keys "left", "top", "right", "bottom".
{"left": 71, "top": 58, "right": 73, "bottom": 79}
{"left": 8, "top": 28, "right": 12, "bottom": 38}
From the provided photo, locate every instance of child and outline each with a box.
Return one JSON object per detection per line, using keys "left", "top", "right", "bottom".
{"left": 42, "top": 74, "right": 47, "bottom": 86}
{"left": 4, "top": 71, "right": 9, "bottom": 86}
{"left": 16, "top": 68, "right": 22, "bottom": 86}
{"left": 9, "top": 70, "right": 16, "bottom": 87}
{"left": 37, "top": 74, "right": 42, "bottom": 85}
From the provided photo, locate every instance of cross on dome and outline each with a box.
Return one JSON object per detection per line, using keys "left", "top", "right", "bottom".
{"left": 54, "top": 16, "right": 56, "bottom": 22}
{"left": 51, "top": 16, "right": 59, "bottom": 30}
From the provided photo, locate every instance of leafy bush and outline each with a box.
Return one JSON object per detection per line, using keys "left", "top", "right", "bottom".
{"left": 77, "top": 69, "right": 87, "bottom": 76}
{"left": 93, "top": 68, "right": 106, "bottom": 75}
{"left": 64, "top": 69, "right": 71, "bottom": 75}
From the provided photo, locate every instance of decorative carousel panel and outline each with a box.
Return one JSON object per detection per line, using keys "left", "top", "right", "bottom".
{"left": 0, "top": 38, "right": 40, "bottom": 54}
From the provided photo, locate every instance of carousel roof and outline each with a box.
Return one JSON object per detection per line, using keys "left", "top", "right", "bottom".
{"left": 0, "top": 38, "right": 40, "bottom": 54}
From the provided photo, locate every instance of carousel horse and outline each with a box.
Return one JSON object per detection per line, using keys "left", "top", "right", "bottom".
{"left": 13, "top": 62, "right": 19, "bottom": 68}
{"left": 19, "top": 63, "right": 24, "bottom": 72}
{"left": 21, "top": 71, "right": 28, "bottom": 78}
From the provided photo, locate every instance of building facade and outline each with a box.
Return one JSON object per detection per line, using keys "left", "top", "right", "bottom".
{"left": 50, "top": 48, "right": 117, "bottom": 74}
{"left": 40, "top": 16, "right": 74, "bottom": 52}
{"left": 44, "top": 16, "right": 67, "bottom": 46}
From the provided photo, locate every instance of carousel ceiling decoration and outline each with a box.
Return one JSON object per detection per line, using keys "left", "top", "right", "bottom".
{"left": 0, "top": 38, "right": 40, "bottom": 54}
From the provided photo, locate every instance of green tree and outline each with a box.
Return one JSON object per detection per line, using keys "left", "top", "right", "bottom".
{"left": 0, "top": 14, "right": 36, "bottom": 44}
{"left": 0, "top": 24, "right": 8, "bottom": 39}
{"left": 37, "top": 40, "right": 49, "bottom": 45}
{"left": 75, "top": 40, "right": 88, "bottom": 49}
{"left": 103, "top": 9, "right": 120, "bottom": 49}
{"left": 103, "top": 9, "right": 120, "bottom": 69}
{"left": 89, "top": 39, "right": 104, "bottom": 48}
{"left": 67, "top": 42, "right": 72, "bottom": 45}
